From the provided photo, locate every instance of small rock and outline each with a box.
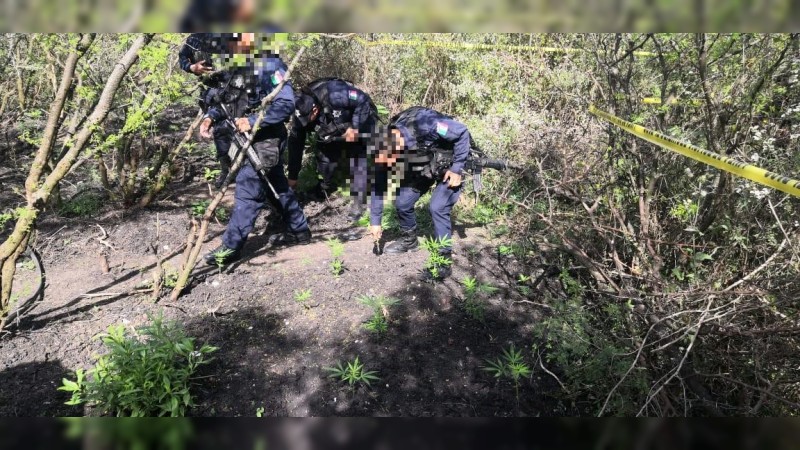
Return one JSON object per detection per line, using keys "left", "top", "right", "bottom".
{"left": 211, "top": 281, "right": 220, "bottom": 287}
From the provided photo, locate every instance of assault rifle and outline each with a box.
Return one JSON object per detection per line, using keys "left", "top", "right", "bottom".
{"left": 416, "top": 145, "right": 524, "bottom": 194}
{"left": 205, "top": 73, "right": 280, "bottom": 199}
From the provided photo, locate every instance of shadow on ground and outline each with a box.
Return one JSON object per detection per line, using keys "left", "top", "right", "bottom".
{"left": 186, "top": 249, "right": 557, "bottom": 416}
{"left": 0, "top": 360, "right": 83, "bottom": 417}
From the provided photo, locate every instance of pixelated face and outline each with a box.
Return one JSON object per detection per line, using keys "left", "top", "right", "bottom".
{"left": 227, "top": 33, "right": 255, "bottom": 54}
{"left": 232, "top": 0, "right": 255, "bottom": 22}
{"left": 374, "top": 129, "right": 404, "bottom": 167}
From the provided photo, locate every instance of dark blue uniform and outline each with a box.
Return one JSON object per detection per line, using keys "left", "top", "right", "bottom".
{"left": 178, "top": 33, "right": 217, "bottom": 73}
{"left": 287, "top": 79, "right": 377, "bottom": 202}
{"left": 178, "top": 34, "right": 235, "bottom": 175}
{"left": 205, "top": 55, "right": 310, "bottom": 251}
{"left": 371, "top": 107, "right": 471, "bottom": 252}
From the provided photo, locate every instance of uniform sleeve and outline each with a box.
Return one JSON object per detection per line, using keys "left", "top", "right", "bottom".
{"left": 178, "top": 43, "right": 194, "bottom": 73}
{"left": 442, "top": 119, "right": 471, "bottom": 175}
{"left": 287, "top": 116, "right": 307, "bottom": 181}
{"left": 350, "top": 89, "right": 373, "bottom": 132}
{"left": 247, "top": 63, "right": 296, "bottom": 128}
{"left": 206, "top": 104, "right": 224, "bottom": 123}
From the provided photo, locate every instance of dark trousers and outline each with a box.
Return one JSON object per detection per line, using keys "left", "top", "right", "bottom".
{"left": 213, "top": 123, "right": 233, "bottom": 164}
{"left": 316, "top": 141, "right": 368, "bottom": 202}
{"left": 395, "top": 181, "right": 462, "bottom": 251}
{"left": 222, "top": 133, "right": 309, "bottom": 250}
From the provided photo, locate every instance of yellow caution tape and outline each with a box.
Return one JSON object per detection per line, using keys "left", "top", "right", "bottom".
{"left": 352, "top": 36, "right": 656, "bottom": 57}
{"left": 589, "top": 104, "right": 800, "bottom": 198}
{"left": 641, "top": 97, "right": 702, "bottom": 106}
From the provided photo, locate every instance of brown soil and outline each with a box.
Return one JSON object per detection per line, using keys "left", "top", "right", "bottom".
{"left": 0, "top": 151, "right": 566, "bottom": 417}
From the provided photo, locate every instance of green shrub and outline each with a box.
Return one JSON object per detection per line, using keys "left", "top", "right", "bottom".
{"left": 531, "top": 269, "right": 647, "bottom": 415}
{"left": 59, "top": 314, "right": 217, "bottom": 417}
{"left": 189, "top": 200, "right": 228, "bottom": 221}
{"left": 60, "top": 192, "right": 103, "bottom": 217}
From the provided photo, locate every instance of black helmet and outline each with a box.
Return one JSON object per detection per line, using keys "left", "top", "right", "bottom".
{"left": 294, "top": 93, "right": 316, "bottom": 127}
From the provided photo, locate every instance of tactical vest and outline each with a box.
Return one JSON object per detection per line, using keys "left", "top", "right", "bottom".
{"left": 390, "top": 107, "right": 478, "bottom": 180}
{"left": 302, "top": 78, "right": 379, "bottom": 130}
{"left": 205, "top": 66, "right": 256, "bottom": 120}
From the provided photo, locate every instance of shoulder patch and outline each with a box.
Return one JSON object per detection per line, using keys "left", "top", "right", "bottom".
{"left": 436, "top": 121, "right": 449, "bottom": 137}
{"left": 270, "top": 70, "right": 284, "bottom": 85}
{"left": 348, "top": 90, "right": 358, "bottom": 100}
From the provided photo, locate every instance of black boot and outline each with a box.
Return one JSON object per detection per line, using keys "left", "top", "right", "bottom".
{"left": 214, "top": 157, "right": 231, "bottom": 190}
{"left": 384, "top": 227, "right": 419, "bottom": 254}
{"left": 420, "top": 250, "right": 453, "bottom": 282}
{"left": 268, "top": 229, "right": 312, "bottom": 247}
{"left": 204, "top": 244, "right": 241, "bottom": 266}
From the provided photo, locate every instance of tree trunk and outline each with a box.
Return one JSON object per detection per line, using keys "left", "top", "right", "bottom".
{"left": 0, "top": 33, "right": 153, "bottom": 329}
{"left": 138, "top": 110, "right": 203, "bottom": 208}
{"left": 24, "top": 33, "right": 95, "bottom": 203}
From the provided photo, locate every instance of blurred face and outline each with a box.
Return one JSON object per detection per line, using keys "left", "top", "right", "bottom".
{"left": 233, "top": 0, "right": 255, "bottom": 22}
{"left": 375, "top": 129, "right": 404, "bottom": 167}
{"left": 227, "top": 33, "right": 255, "bottom": 53}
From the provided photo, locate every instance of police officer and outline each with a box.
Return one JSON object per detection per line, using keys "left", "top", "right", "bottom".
{"left": 178, "top": 33, "right": 236, "bottom": 189}
{"left": 287, "top": 78, "right": 378, "bottom": 222}
{"left": 368, "top": 106, "right": 472, "bottom": 281}
{"left": 200, "top": 33, "right": 311, "bottom": 266}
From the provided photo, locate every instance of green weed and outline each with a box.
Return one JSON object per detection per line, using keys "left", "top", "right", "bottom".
{"left": 189, "top": 200, "right": 228, "bottom": 221}
{"left": 162, "top": 263, "right": 179, "bottom": 288}
{"left": 420, "top": 236, "right": 453, "bottom": 280}
{"left": 326, "top": 237, "right": 345, "bottom": 277}
{"left": 203, "top": 167, "right": 221, "bottom": 182}
{"left": 460, "top": 276, "right": 498, "bottom": 321}
{"left": 325, "top": 237, "right": 345, "bottom": 258}
{"left": 483, "top": 344, "right": 532, "bottom": 404}
{"left": 294, "top": 289, "right": 312, "bottom": 308}
{"left": 357, "top": 294, "right": 400, "bottom": 335}
{"left": 325, "top": 356, "right": 380, "bottom": 388}
{"left": 213, "top": 247, "right": 234, "bottom": 272}
{"left": 363, "top": 314, "right": 388, "bottom": 334}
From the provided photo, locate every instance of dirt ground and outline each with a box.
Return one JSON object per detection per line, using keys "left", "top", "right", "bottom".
{"left": 0, "top": 148, "right": 567, "bottom": 417}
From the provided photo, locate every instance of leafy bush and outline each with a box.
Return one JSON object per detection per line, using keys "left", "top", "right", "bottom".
{"left": 531, "top": 269, "right": 647, "bottom": 415}
{"left": 60, "top": 192, "right": 103, "bottom": 217}
{"left": 59, "top": 314, "right": 217, "bottom": 417}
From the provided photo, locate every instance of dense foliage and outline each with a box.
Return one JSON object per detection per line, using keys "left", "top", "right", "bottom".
{"left": 1, "top": 33, "right": 799, "bottom": 416}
